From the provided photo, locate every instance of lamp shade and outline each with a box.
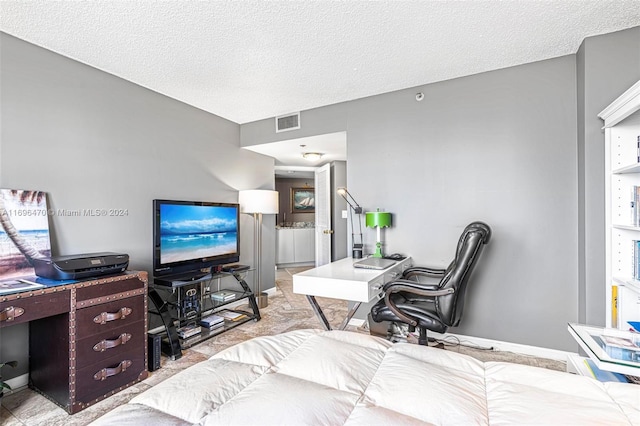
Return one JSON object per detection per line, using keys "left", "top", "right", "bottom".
{"left": 337, "top": 187, "right": 362, "bottom": 214}
{"left": 239, "top": 190, "right": 279, "bottom": 214}
{"left": 365, "top": 211, "right": 391, "bottom": 228}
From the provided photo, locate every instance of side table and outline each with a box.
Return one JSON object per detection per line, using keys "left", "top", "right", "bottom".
{"left": 567, "top": 322, "right": 640, "bottom": 378}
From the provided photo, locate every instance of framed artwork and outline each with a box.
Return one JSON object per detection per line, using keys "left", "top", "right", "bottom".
{"left": 0, "top": 189, "right": 52, "bottom": 282}
{"left": 291, "top": 188, "right": 315, "bottom": 213}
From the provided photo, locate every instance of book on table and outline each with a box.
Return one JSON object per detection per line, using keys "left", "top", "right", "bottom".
{"left": 211, "top": 290, "right": 236, "bottom": 301}
{"left": 0, "top": 279, "right": 45, "bottom": 295}
{"left": 592, "top": 334, "right": 640, "bottom": 362}
{"left": 583, "top": 358, "right": 628, "bottom": 383}
{"left": 600, "top": 335, "right": 640, "bottom": 351}
{"left": 218, "top": 310, "right": 247, "bottom": 321}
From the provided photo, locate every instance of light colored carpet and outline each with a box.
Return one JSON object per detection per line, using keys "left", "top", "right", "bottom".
{"left": 276, "top": 267, "right": 566, "bottom": 372}
{"left": 1, "top": 267, "right": 565, "bottom": 425}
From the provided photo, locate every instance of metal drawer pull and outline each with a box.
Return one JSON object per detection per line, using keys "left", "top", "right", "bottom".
{"left": 93, "top": 333, "right": 132, "bottom": 352}
{"left": 0, "top": 306, "right": 25, "bottom": 322}
{"left": 93, "top": 307, "right": 132, "bottom": 324}
{"left": 93, "top": 360, "right": 132, "bottom": 381}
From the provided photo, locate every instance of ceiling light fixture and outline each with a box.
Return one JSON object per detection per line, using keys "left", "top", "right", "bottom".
{"left": 302, "top": 152, "right": 323, "bottom": 161}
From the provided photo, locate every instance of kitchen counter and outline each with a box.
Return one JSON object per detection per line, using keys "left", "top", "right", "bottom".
{"left": 277, "top": 222, "right": 315, "bottom": 229}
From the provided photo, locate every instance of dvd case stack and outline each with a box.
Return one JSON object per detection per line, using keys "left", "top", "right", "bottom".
{"left": 177, "top": 324, "right": 202, "bottom": 339}
{"left": 632, "top": 186, "right": 640, "bottom": 227}
{"left": 633, "top": 240, "right": 640, "bottom": 280}
{"left": 199, "top": 314, "right": 225, "bottom": 329}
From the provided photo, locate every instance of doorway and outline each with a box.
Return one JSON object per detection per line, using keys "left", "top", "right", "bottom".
{"left": 243, "top": 131, "right": 348, "bottom": 265}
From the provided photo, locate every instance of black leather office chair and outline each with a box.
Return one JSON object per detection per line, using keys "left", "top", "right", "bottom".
{"left": 370, "top": 221, "right": 491, "bottom": 345}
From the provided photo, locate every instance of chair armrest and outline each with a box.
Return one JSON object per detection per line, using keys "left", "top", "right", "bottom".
{"left": 402, "top": 266, "right": 446, "bottom": 280}
{"left": 386, "top": 283, "right": 455, "bottom": 298}
{"left": 382, "top": 280, "right": 455, "bottom": 327}
{"left": 382, "top": 279, "right": 439, "bottom": 292}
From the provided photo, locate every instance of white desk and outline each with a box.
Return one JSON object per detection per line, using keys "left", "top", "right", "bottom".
{"left": 293, "top": 257, "right": 412, "bottom": 330}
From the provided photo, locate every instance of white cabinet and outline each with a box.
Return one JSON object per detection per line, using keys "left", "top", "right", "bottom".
{"left": 600, "top": 80, "right": 640, "bottom": 328}
{"left": 276, "top": 228, "right": 315, "bottom": 265}
{"left": 294, "top": 228, "right": 315, "bottom": 263}
{"left": 277, "top": 229, "right": 295, "bottom": 264}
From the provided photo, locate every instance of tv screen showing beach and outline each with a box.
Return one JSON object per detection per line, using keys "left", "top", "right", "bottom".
{"left": 0, "top": 189, "right": 52, "bottom": 281}
{"left": 159, "top": 203, "right": 238, "bottom": 265}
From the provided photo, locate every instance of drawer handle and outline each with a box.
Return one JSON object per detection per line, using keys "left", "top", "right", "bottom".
{"left": 93, "top": 360, "right": 132, "bottom": 381}
{"left": 0, "top": 306, "right": 25, "bottom": 322}
{"left": 93, "top": 307, "right": 132, "bottom": 324}
{"left": 93, "top": 333, "right": 132, "bottom": 352}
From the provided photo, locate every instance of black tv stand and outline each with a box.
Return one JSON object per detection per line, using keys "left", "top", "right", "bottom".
{"left": 222, "top": 264, "right": 250, "bottom": 273}
{"left": 154, "top": 271, "right": 213, "bottom": 287}
{"left": 148, "top": 266, "right": 260, "bottom": 360}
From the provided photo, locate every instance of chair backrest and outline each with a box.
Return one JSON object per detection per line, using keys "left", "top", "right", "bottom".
{"left": 436, "top": 221, "right": 491, "bottom": 327}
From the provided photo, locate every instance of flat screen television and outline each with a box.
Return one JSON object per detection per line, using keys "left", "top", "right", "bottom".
{"left": 153, "top": 199, "right": 240, "bottom": 279}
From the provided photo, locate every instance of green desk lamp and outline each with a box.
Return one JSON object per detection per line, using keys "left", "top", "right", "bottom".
{"left": 365, "top": 209, "right": 392, "bottom": 258}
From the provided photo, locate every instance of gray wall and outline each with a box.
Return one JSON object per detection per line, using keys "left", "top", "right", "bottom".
{"left": 274, "top": 177, "right": 315, "bottom": 224}
{"left": 241, "top": 27, "right": 640, "bottom": 351}
{"left": 331, "top": 161, "right": 347, "bottom": 261}
{"left": 0, "top": 33, "right": 276, "bottom": 379}
{"left": 348, "top": 56, "right": 579, "bottom": 351}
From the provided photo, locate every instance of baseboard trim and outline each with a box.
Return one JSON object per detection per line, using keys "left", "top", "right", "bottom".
{"left": 4, "top": 375, "right": 28, "bottom": 394}
{"left": 348, "top": 318, "right": 573, "bottom": 361}
{"left": 430, "top": 331, "right": 573, "bottom": 361}
{"left": 263, "top": 287, "right": 277, "bottom": 296}
{"left": 277, "top": 262, "right": 315, "bottom": 269}
{"left": 349, "top": 318, "right": 366, "bottom": 327}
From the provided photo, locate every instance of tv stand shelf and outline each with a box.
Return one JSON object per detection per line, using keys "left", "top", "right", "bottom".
{"left": 148, "top": 267, "right": 260, "bottom": 359}
{"left": 154, "top": 272, "right": 214, "bottom": 287}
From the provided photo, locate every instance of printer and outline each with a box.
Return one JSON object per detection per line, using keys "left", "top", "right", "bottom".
{"left": 32, "top": 252, "right": 129, "bottom": 280}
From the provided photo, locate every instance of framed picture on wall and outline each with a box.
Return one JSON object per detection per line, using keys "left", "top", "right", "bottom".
{"left": 291, "top": 188, "right": 315, "bottom": 213}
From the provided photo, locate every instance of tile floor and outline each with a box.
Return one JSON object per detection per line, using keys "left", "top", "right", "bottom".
{"left": 0, "top": 267, "right": 566, "bottom": 425}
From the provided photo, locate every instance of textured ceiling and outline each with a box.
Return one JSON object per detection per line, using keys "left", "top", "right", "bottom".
{"left": 2, "top": 1, "right": 639, "bottom": 125}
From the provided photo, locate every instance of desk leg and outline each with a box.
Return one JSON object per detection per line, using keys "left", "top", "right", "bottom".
{"left": 306, "top": 295, "right": 332, "bottom": 330}
{"left": 338, "top": 302, "right": 361, "bottom": 331}
{"left": 306, "top": 296, "right": 362, "bottom": 331}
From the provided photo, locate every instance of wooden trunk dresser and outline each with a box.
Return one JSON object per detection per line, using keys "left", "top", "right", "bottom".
{"left": 0, "top": 271, "right": 148, "bottom": 414}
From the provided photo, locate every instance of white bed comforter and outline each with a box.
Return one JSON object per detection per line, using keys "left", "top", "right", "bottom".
{"left": 91, "top": 329, "right": 640, "bottom": 425}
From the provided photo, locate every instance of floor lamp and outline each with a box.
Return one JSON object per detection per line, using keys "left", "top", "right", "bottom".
{"left": 337, "top": 187, "right": 364, "bottom": 259}
{"left": 239, "top": 190, "right": 279, "bottom": 309}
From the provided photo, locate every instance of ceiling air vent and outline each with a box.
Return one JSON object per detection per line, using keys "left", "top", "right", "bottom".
{"left": 275, "top": 112, "right": 300, "bottom": 133}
